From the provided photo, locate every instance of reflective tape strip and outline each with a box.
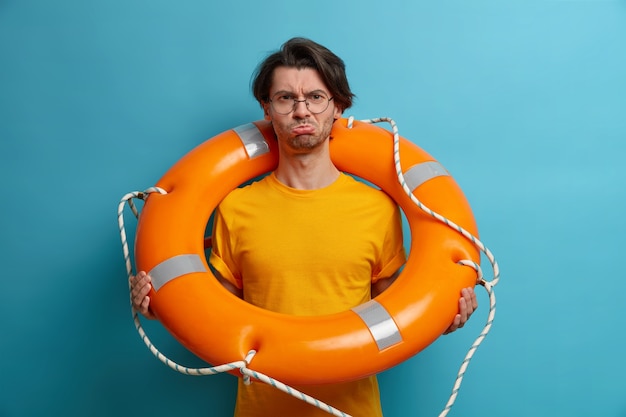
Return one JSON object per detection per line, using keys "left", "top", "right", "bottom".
{"left": 233, "top": 123, "right": 270, "bottom": 158}
{"left": 404, "top": 161, "right": 449, "bottom": 192}
{"left": 352, "top": 300, "right": 402, "bottom": 350}
{"left": 148, "top": 254, "right": 207, "bottom": 291}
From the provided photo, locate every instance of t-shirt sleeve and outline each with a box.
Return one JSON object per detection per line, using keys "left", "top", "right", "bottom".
{"left": 372, "top": 204, "right": 406, "bottom": 283}
{"left": 208, "top": 204, "right": 243, "bottom": 289}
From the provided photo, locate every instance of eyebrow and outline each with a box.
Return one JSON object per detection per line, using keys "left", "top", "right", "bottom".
{"left": 272, "top": 89, "right": 329, "bottom": 97}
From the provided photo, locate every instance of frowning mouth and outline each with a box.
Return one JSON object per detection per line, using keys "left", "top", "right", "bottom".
{"left": 292, "top": 125, "right": 315, "bottom": 135}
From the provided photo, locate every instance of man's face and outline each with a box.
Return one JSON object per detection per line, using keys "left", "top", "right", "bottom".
{"left": 263, "top": 66, "right": 342, "bottom": 154}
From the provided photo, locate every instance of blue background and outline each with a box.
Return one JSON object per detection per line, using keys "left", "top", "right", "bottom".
{"left": 1, "top": 1, "right": 625, "bottom": 416}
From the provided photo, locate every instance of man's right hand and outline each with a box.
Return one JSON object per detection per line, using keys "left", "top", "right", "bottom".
{"left": 129, "top": 271, "right": 156, "bottom": 319}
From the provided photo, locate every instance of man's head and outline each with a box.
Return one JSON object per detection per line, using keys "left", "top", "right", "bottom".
{"left": 252, "top": 38, "right": 355, "bottom": 113}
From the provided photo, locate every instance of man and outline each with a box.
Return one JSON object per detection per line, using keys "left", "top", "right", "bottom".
{"left": 130, "top": 37, "right": 477, "bottom": 416}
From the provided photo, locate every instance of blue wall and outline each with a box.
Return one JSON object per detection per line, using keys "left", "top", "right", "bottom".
{"left": 1, "top": 1, "right": 625, "bottom": 416}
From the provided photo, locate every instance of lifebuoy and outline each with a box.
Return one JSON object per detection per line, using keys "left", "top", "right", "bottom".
{"left": 134, "top": 118, "right": 480, "bottom": 385}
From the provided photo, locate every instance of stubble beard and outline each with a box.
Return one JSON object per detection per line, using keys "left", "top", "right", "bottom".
{"left": 283, "top": 117, "right": 335, "bottom": 152}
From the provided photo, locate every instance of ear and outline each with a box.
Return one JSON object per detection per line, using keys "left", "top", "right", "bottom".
{"left": 263, "top": 102, "right": 271, "bottom": 120}
{"left": 333, "top": 103, "right": 343, "bottom": 120}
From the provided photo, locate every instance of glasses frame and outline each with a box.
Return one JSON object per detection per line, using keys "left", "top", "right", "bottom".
{"left": 268, "top": 94, "right": 334, "bottom": 115}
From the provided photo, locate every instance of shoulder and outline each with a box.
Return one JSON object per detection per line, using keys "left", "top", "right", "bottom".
{"left": 217, "top": 175, "right": 271, "bottom": 211}
{"left": 339, "top": 174, "right": 397, "bottom": 206}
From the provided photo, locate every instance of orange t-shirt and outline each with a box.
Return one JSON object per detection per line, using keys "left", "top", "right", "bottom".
{"left": 210, "top": 172, "right": 406, "bottom": 416}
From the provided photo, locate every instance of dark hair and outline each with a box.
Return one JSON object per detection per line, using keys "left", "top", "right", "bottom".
{"left": 251, "top": 37, "right": 355, "bottom": 112}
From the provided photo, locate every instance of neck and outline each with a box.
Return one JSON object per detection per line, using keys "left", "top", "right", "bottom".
{"left": 274, "top": 143, "right": 340, "bottom": 190}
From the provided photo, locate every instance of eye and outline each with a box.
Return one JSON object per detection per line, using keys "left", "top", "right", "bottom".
{"left": 308, "top": 94, "right": 326, "bottom": 103}
{"left": 275, "top": 94, "right": 295, "bottom": 102}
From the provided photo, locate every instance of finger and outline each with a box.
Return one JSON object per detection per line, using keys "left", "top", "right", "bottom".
{"left": 133, "top": 285, "right": 151, "bottom": 307}
{"left": 133, "top": 290, "right": 150, "bottom": 312}
{"left": 131, "top": 272, "right": 151, "bottom": 297}
{"left": 140, "top": 295, "right": 151, "bottom": 314}
{"left": 130, "top": 278, "right": 142, "bottom": 300}
{"left": 458, "top": 296, "right": 468, "bottom": 327}
{"left": 131, "top": 279, "right": 152, "bottom": 310}
{"left": 129, "top": 270, "right": 143, "bottom": 286}
{"left": 469, "top": 287, "right": 478, "bottom": 310}
{"left": 445, "top": 314, "right": 461, "bottom": 334}
{"left": 135, "top": 271, "right": 150, "bottom": 287}
{"left": 461, "top": 287, "right": 475, "bottom": 316}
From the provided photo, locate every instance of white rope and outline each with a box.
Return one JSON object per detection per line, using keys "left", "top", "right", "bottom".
{"left": 117, "top": 188, "right": 352, "bottom": 417}
{"left": 118, "top": 117, "right": 499, "bottom": 416}
{"left": 350, "top": 117, "right": 500, "bottom": 416}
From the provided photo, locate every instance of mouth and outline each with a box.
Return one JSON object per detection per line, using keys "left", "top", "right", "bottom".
{"left": 292, "top": 124, "right": 315, "bottom": 135}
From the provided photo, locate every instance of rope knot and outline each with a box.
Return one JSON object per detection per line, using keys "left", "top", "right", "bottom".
{"left": 240, "top": 350, "right": 257, "bottom": 385}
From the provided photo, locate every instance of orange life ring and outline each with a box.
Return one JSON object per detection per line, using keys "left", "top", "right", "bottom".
{"left": 134, "top": 118, "right": 480, "bottom": 385}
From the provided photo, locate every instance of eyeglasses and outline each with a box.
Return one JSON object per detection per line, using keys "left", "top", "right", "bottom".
{"left": 269, "top": 93, "right": 334, "bottom": 115}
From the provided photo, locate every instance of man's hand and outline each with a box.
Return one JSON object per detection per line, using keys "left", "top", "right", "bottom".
{"left": 444, "top": 287, "right": 477, "bottom": 334}
{"left": 129, "top": 271, "right": 156, "bottom": 319}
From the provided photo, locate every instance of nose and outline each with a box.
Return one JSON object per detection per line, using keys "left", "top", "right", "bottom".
{"left": 292, "top": 99, "right": 311, "bottom": 117}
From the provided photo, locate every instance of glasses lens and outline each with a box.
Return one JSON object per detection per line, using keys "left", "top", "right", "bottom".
{"left": 272, "top": 96, "right": 294, "bottom": 114}
{"left": 271, "top": 94, "right": 332, "bottom": 115}
{"left": 307, "top": 95, "right": 329, "bottom": 113}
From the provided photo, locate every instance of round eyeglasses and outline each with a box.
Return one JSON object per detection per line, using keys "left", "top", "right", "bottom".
{"left": 269, "top": 93, "right": 334, "bottom": 115}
